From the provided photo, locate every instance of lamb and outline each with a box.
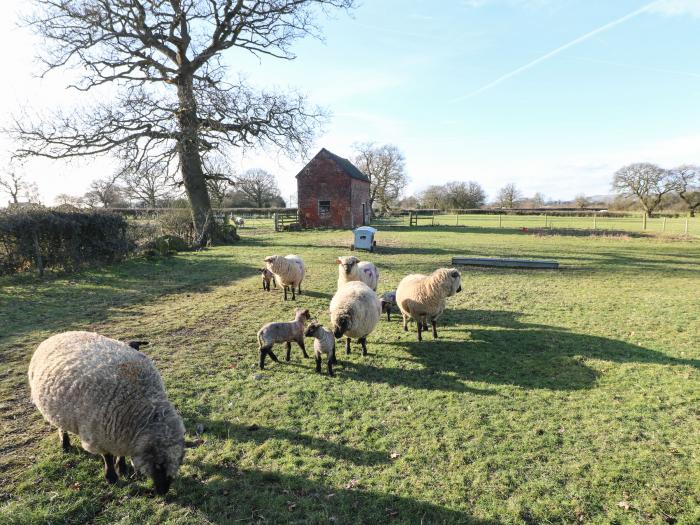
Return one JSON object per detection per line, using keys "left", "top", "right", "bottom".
{"left": 379, "top": 291, "right": 397, "bottom": 321}
{"left": 395, "top": 268, "right": 462, "bottom": 341}
{"left": 258, "top": 267, "right": 277, "bottom": 292}
{"left": 336, "top": 255, "right": 379, "bottom": 291}
{"left": 257, "top": 308, "right": 311, "bottom": 369}
{"left": 234, "top": 216, "right": 245, "bottom": 227}
{"left": 304, "top": 322, "right": 337, "bottom": 376}
{"left": 330, "top": 281, "right": 381, "bottom": 356}
{"left": 264, "top": 254, "right": 305, "bottom": 300}
{"left": 28, "top": 331, "right": 185, "bottom": 495}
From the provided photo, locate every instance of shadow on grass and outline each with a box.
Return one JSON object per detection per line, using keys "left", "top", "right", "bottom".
{"left": 179, "top": 418, "right": 389, "bottom": 467}
{"left": 0, "top": 252, "right": 257, "bottom": 344}
{"left": 172, "top": 463, "right": 495, "bottom": 525}
{"left": 343, "top": 310, "right": 699, "bottom": 392}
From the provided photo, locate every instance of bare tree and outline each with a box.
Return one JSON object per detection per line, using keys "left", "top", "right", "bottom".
{"left": 353, "top": 143, "right": 408, "bottom": 217}
{"left": 669, "top": 165, "right": 700, "bottom": 217}
{"left": 83, "top": 178, "right": 126, "bottom": 208}
{"left": 55, "top": 193, "right": 85, "bottom": 207}
{"left": 530, "top": 192, "right": 546, "bottom": 208}
{"left": 574, "top": 194, "right": 590, "bottom": 209}
{"left": 118, "top": 161, "right": 178, "bottom": 207}
{"left": 235, "top": 169, "right": 281, "bottom": 208}
{"left": 419, "top": 185, "right": 447, "bottom": 209}
{"left": 612, "top": 163, "right": 674, "bottom": 217}
{"left": 10, "top": 0, "right": 354, "bottom": 245}
{"left": 443, "top": 181, "right": 486, "bottom": 209}
{"left": 0, "top": 169, "right": 24, "bottom": 204}
{"left": 495, "top": 183, "right": 522, "bottom": 209}
{"left": 203, "top": 155, "right": 236, "bottom": 208}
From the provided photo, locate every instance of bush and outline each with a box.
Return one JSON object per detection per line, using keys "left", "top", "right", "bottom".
{"left": 0, "top": 206, "right": 130, "bottom": 276}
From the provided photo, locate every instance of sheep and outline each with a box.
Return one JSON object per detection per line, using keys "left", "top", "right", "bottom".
{"left": 304, "top": 322, "right": 337, "bottom": 376}
{"left": 336, "top": 255, "right": 379, "bottom": 291}
{"left": 330, "top": 281, "right": 381, "bottom": 356}
{"left": 257, "top": 308, "right": 311, "bottom": 369}
{"left": 379, "top": 291, "right": 397, "bottom": 321}
{"left": 234, "top": 216, "right": 245, "bottom": 227}
{"left": 264, "top": 254, "right": 305, "bottom": 301}
{"left": 28, "top": 331, "right": 185, "bottom": 495}
{"left": 395, "top": 268, "right": 462, "bottom": 341}
{"left": 258, "top": 267, "right": 277, "bottom": 292}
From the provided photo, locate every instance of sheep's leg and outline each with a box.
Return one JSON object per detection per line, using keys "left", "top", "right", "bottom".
{"left": 417, "top": 321, "right": 423, "bottom": 342}
{"left": 327, "top": 352, "right": 335, "bottom": 377}
{"left": 272, "top": 277, "right": 277, "bottom": 288}
{"left": 298, "top": 338, "right": 309, "bottom": 358}
{"left": 359, "top": 337, "right": 368, "bottom": 356}
{"left": 291, "top": 286, "right": 296, "bottom": 300}
{"left": 298, "top": 282, "right": 302, "bottom": 294}
{"left": 285, "top": 341, "right": 292, "bottom": 361}
{"left": 432, "top": 319, "right": 438, "bottom": 339}
{"left": 267, "top": 348, "right": 279, "bottom": 363}
{"left": 315, "top": 354, "right": 322, "bottom": 373}
{"left": 103, "top": 454, "right": 118, "bottom": 484}
{"left": 284, "top": 286, "right": 288, "bottom": 301}
{"left": 117, "top": 456, "right": 130, "bottom": 478}
{"left": 58, "top": 429, "right": 70, "bottom": 451}
{"left": 331, "top": 342, "right": 338, "bottom": 364}
{"left": 387, "top": 309, "right": 391, "bottom": 322}
{"left": 402, "top": 314, "right": 408, "bottom": 332}
{"left": 345, "top": 338, "right": 351, "bottom": 355}
{"left": 260, "top": 345, "right": 278, "bottom": 369}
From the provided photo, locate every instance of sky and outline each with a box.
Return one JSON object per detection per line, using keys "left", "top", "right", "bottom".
{"left": 1, "top": 0, "right": 699, "bottom": 205}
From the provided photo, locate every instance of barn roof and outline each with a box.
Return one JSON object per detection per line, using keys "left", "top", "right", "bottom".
{"left": 296, "top": 148, "right": 370, "bottom": 183}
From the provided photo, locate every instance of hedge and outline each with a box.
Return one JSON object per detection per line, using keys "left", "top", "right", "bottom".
{"left": 0, "top": 206, "right": 130, "bottom": 276}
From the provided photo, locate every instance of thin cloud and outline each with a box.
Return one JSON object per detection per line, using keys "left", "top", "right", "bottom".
{"left": 451, "top": 1, "right": 664, "bottom": 102}
{"left": 648, "top": 0, "right": 700, "bottom": 17}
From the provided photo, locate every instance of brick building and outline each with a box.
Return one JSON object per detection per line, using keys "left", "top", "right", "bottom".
{"left": 296, "top": 148, "right": 371, "bottom": 228}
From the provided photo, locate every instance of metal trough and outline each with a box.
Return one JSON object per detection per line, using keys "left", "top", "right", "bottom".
{"left": 452, "top": 257, "right": 559, "bottom": 269}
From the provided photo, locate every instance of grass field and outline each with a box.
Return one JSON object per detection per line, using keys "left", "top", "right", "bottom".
{"left": 1, "top": 225, "right": 699, "bottom": 524}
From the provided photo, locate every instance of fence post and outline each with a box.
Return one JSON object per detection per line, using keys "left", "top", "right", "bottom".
{"left": 662, "top": 217, "right": 666, "bottom": 232}
{"left": 499, "top": 213, "right": 502, "bottom": 228}
{"left": 593, "top": 213, "right": 597, "bottom": 230}
{"left": 32, "top": 230, "right": 44, "bottom": 278}
{"left": 274, "top": 212, "right": 279, "bottom": 232}
{"left": 642, "top": 213, "right": 647, "bottom": 230}
{"left": 544, "top": 213, "right": 547, "bottom": 228}
{"left": 456, "top": 212, "right": 459, "bottom": 226}
{"left": 685, "top": 217, "right": 689, "bottom": 235}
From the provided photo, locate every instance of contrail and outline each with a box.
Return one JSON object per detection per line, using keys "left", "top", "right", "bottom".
{"left": 451, "top": 1, "right": 663, "bottom": 102}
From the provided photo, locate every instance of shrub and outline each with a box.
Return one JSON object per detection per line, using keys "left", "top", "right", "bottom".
{"left": 0, "top": 206, "right": 130, "bottom": 276}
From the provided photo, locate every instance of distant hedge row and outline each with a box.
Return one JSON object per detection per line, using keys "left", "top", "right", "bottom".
{"left": 0, "top": 207, "right": 130, "bottom": 276}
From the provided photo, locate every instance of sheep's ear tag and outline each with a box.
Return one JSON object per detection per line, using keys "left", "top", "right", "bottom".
{"left": 335, "top": 258, "right": 341, "bottom": 264}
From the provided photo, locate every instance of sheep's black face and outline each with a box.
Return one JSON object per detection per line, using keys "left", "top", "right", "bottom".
{"left": 305, "top": 324, "right": 319, "bottom": 337}
{"left": 333, "top": 317, "right": 350, "bottom": 338}
{"left": 151, "top": 463, "right": 172, "bottom": 495}
{"left": 343, "top": 263, "right": 354, "bottom": 275}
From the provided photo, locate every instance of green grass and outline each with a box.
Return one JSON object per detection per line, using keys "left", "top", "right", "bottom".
{"left": 1, "top": 226, "right": 699, "bottom": 524}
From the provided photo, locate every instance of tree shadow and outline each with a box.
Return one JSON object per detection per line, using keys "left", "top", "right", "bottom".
{"left": 0, "top": 254, "right": 257, "bottom": 344}
{"left": 344, "top": 310, "right": 698, "bottom": 392}
{"left": 170, "top": 463, "right": 496, "bottom": 524}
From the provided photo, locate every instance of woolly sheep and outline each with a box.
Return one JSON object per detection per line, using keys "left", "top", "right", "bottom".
{"left": 258, "top": 267, "right": 277, "bottom": 292}
{"left": 264, "top": 254, "right": 305, "bottom": 300}
{"left": 329, "top": 281, "right": 381, "bottom": 356}
{"left": 379, "top": 291, "right": 397, "bottom": 321}
{"left": 257, "top": 308, "right": 311, "bottom": 369}
{"left": 304, "top": 322, "right": 337, "bottom": 376}
{"left": 396, "top": 268, "right": 462, "bottom": 341}
{"left": 28, "top": 331, "right": 185, "bottom": 495}
{"left": 234, "top": 216, "right": 245, "bottom": 227}
{"left": 336, "top": 255, "right": 379, "bottom": 291}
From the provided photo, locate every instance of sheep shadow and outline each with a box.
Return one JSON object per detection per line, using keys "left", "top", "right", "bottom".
{"left": 350, "top": 310, "right": 698, "bottom": 392}
{"left": 171, "top": 463, "right": 496, "bottom": 524}
{"left": 178, "top": 418, "right": 389, "bottom": 467}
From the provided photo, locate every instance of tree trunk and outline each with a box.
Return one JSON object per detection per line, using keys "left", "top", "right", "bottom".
{"left": 177, "top": 76, "right": 212, "bottom": 246}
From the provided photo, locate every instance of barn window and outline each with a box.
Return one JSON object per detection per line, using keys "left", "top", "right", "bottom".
{"left": 318, "top": 200, "right": 331, "bottom": 217}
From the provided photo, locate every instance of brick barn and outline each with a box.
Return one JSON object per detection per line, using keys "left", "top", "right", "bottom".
{"left": 296, "top": 148, "right": 371, "bottom": 228}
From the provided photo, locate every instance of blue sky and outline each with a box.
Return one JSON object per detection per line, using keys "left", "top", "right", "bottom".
{"left": 1, "top": 0, "right": 699, "bottom": 204}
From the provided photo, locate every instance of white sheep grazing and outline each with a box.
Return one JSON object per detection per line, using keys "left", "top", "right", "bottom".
{"left": 336, "top": 255, "right": 379, "bottom": 291}
{"left": 264, "top": 254, "right": 305, "bottom": 301}
{"left": 304, "top": 322, "right": 337, "bottom": 376}
{"left": 257, "top": 308, "right": 311, "bottom": 369}
{"left": 396, "top": 268, "right": 462, "bottom": 341}
{"left": 330, "top": 281, "right": 381, "bottom": 356}
{"left": 234, "top": 216, "right": 245, "bottom": 227}
{"left": 28, "top": 331, "right": 185, "bottom": 495}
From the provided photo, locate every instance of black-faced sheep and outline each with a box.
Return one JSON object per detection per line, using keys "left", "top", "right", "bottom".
{"left": 330, "top": 281, "right": 381, "bottom": 356}
{"left": 396, "top": 268, "right": 462, "bottom": 341}
{"left": 336, "top": 255, "right": 379, "bottom": 291}
{"left": 304, "top": 322, "right": 337, "bottom": 376}
{"left": 379, "top": 291, "right": 397, "bottom": 321}
{"left": 264, "top": 254, "right": 305, "bottom": 300}
{"left": 257, "top": 308, "right": 311, "bottom": 369}
{"left": 28, "top": 331, "right": 185, "bottom": 495}
{"left": 258, "top": 268, "right": 277, "bottom": 292}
